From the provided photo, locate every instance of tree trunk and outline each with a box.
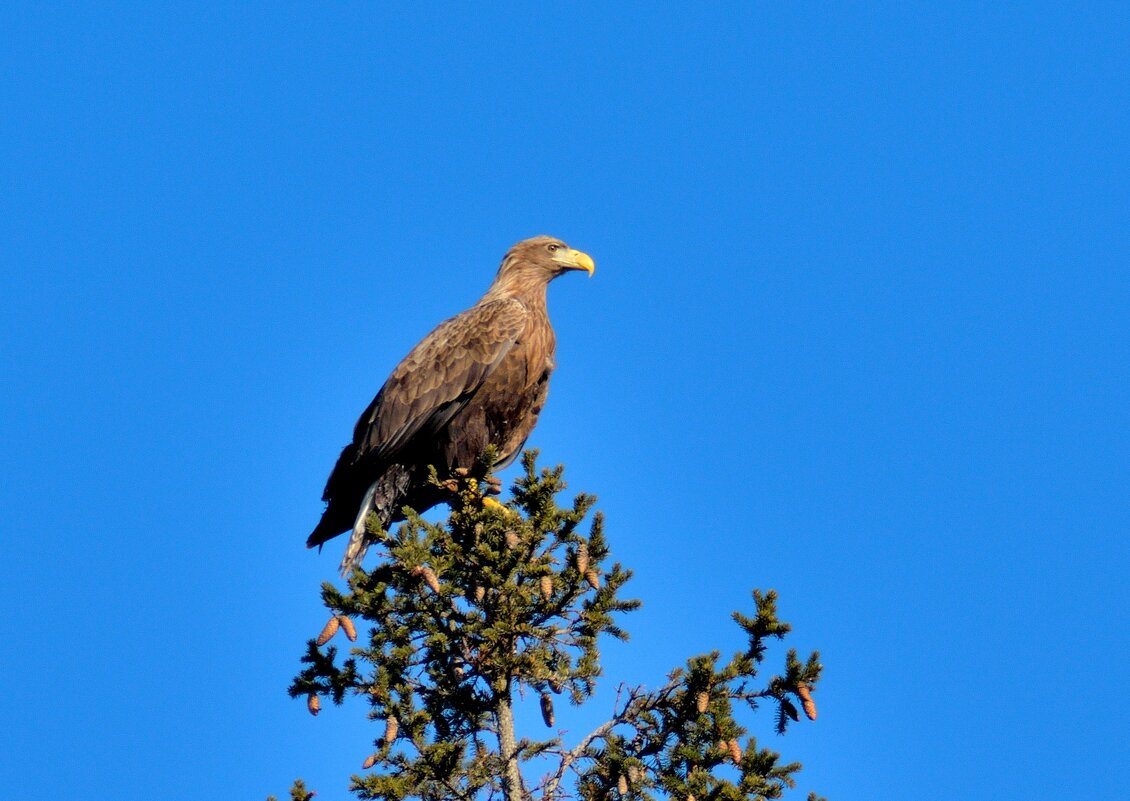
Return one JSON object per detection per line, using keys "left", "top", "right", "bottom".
{"left": 494, "top": 684, "right": 524, "bottom": 801}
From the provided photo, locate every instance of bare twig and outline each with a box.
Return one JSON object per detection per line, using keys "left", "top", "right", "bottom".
{"left": 540, "top": 679, "right": 680, "bottom": 801}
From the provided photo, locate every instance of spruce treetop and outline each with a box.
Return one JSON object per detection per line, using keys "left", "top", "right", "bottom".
{"left": 282, "top": 453, "right": 824, "bottom": 801}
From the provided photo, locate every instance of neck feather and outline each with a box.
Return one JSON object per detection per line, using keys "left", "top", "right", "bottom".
{"left": 480, "top": 255, "right": 551, "bottom": 307}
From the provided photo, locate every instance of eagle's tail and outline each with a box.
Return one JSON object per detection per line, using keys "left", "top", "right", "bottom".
{"left": 338, "top": 482, "right": 381, "bottom": 576}
{"left": 334, "top": 465, "right": 413, "bottom": 576}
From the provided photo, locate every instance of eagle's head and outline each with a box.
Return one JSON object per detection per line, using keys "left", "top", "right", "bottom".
{"left": 500, "top": 235, "right": 595, "bottom": 282}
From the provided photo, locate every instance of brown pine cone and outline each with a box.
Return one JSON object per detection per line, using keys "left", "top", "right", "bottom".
{"left": 473, "top": 585, "right": 486, "bottom": 602}
{"left": 411, "top": 565, "right": 441, "bottom": 593}
{"left": 306, "top": 694, "right": 320, "bottom": 716}
{"left": 384, "top": 715, "right": 399, "bottom": 743}
{"left": 585, "top": 568, "right": 601, "bottom": 590}
{"left": 617, "top": 774, "right": 628, "bottom": 794}
{"left": 726, "top": 738, "right": 742, "bottom": 764}
{"left": 338, "top": 615, "right": 357, "bottom": 642}
{"left": 695, "top": 690, "right": 709, "bottom": 714}
{"left": 540, "top": 692, "right": 555, "bottom": 727}
{"left": 504, "top": 529, "right": 520, "bottom": 550}
{"left": 362, "top": 753, "right": 378, "bottom": 769}
{"left": 797, "top": 684, "right": 817, "bottom": 720}
{"left": 315, "top": 616, "right": 340, "bottom": 646}
{"left": 540, "top": 575, "right": 553, "bottom": 600}
{"left": 575, "top": 542, "right": 590, "bottom": 574}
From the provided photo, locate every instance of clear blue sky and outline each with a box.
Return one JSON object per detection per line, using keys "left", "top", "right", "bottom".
{"left": 2, "top": 4, "right": 1127, "bottom": 800}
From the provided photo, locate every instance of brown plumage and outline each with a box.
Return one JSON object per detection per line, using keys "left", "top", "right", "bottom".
{"left": 308, "top": 235, "right": 595, "bottom": 573}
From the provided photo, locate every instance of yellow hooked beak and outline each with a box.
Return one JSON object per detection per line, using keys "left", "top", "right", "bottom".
{"left": 567, "top": 249, "right": 596, "bottom": 276}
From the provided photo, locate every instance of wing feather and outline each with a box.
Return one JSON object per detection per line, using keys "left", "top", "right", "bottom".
{"left": 353, "top": 298, "right": 528, "bottom": 461}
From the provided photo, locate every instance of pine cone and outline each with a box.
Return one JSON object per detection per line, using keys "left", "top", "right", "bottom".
{"left": 797, "top": 684, "right": 817, "bottom": 720}
{"left": 585, "top": 568, "right": 601, "bottom": 590}
{"left": 384, "top": 715, "right": 399, "bottom": 743}
{"left": 540, "top": 575, "right": 553, "bottom": 601}
{"left": 617, "top": 774, "right": 628, "bottom": 794}
{"left": 473, "top": 585, "right": 486, "bottom": 603}
{"left": 505, "top": 529, "right": 520, "bottom": 550}
{"left": 726, "top": 738, "right": 742, "bottom": 764}
{"left": 575, "top": 542, "right": 590, "bottom": 574}
{"left": 306, "top": 694, "right": 320, "bottom": 716}
{"left": 411, "top": 565, "right": 441, "bottom": 593}
{"left": 338, "top": 615, "right": 357, "bottom": 642}
{"left": 540, "top": 692, "right": 555, "bottom": 727}
{"left": 315, "top": 616, "right": 340, "bottom": 646}
{"left": 548, "top": 676, "right": 563, "bottom": 694}
{"left": 695, "top": 690, "right": 709, "bottom": 714}
{"left": 362, "top": 753, "right": 378, "bottom": 769}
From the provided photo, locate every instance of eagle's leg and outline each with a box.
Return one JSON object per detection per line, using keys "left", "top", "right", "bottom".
{"left": 484, "top": 476, "right": 502, "bottom": 495}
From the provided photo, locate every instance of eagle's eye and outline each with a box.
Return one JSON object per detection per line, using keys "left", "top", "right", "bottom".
{"left": 547, "top": 243, "right": 560, "bottom": 253}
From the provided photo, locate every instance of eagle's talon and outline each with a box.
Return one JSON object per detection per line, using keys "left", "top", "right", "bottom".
{"left": 482, "top": 497, "right": 514, "bottom": 516}
{"left": 484, "top": 477, "right": 502, "bottom": 496}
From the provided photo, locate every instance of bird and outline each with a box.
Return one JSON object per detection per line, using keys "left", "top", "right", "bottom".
{"left": 308, "top": 235, "right": 595, "bottom": 573}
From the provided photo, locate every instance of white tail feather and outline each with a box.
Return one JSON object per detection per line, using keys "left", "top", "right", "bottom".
{"left": 340, "top": 482, "right": 378, "bottom": 575}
